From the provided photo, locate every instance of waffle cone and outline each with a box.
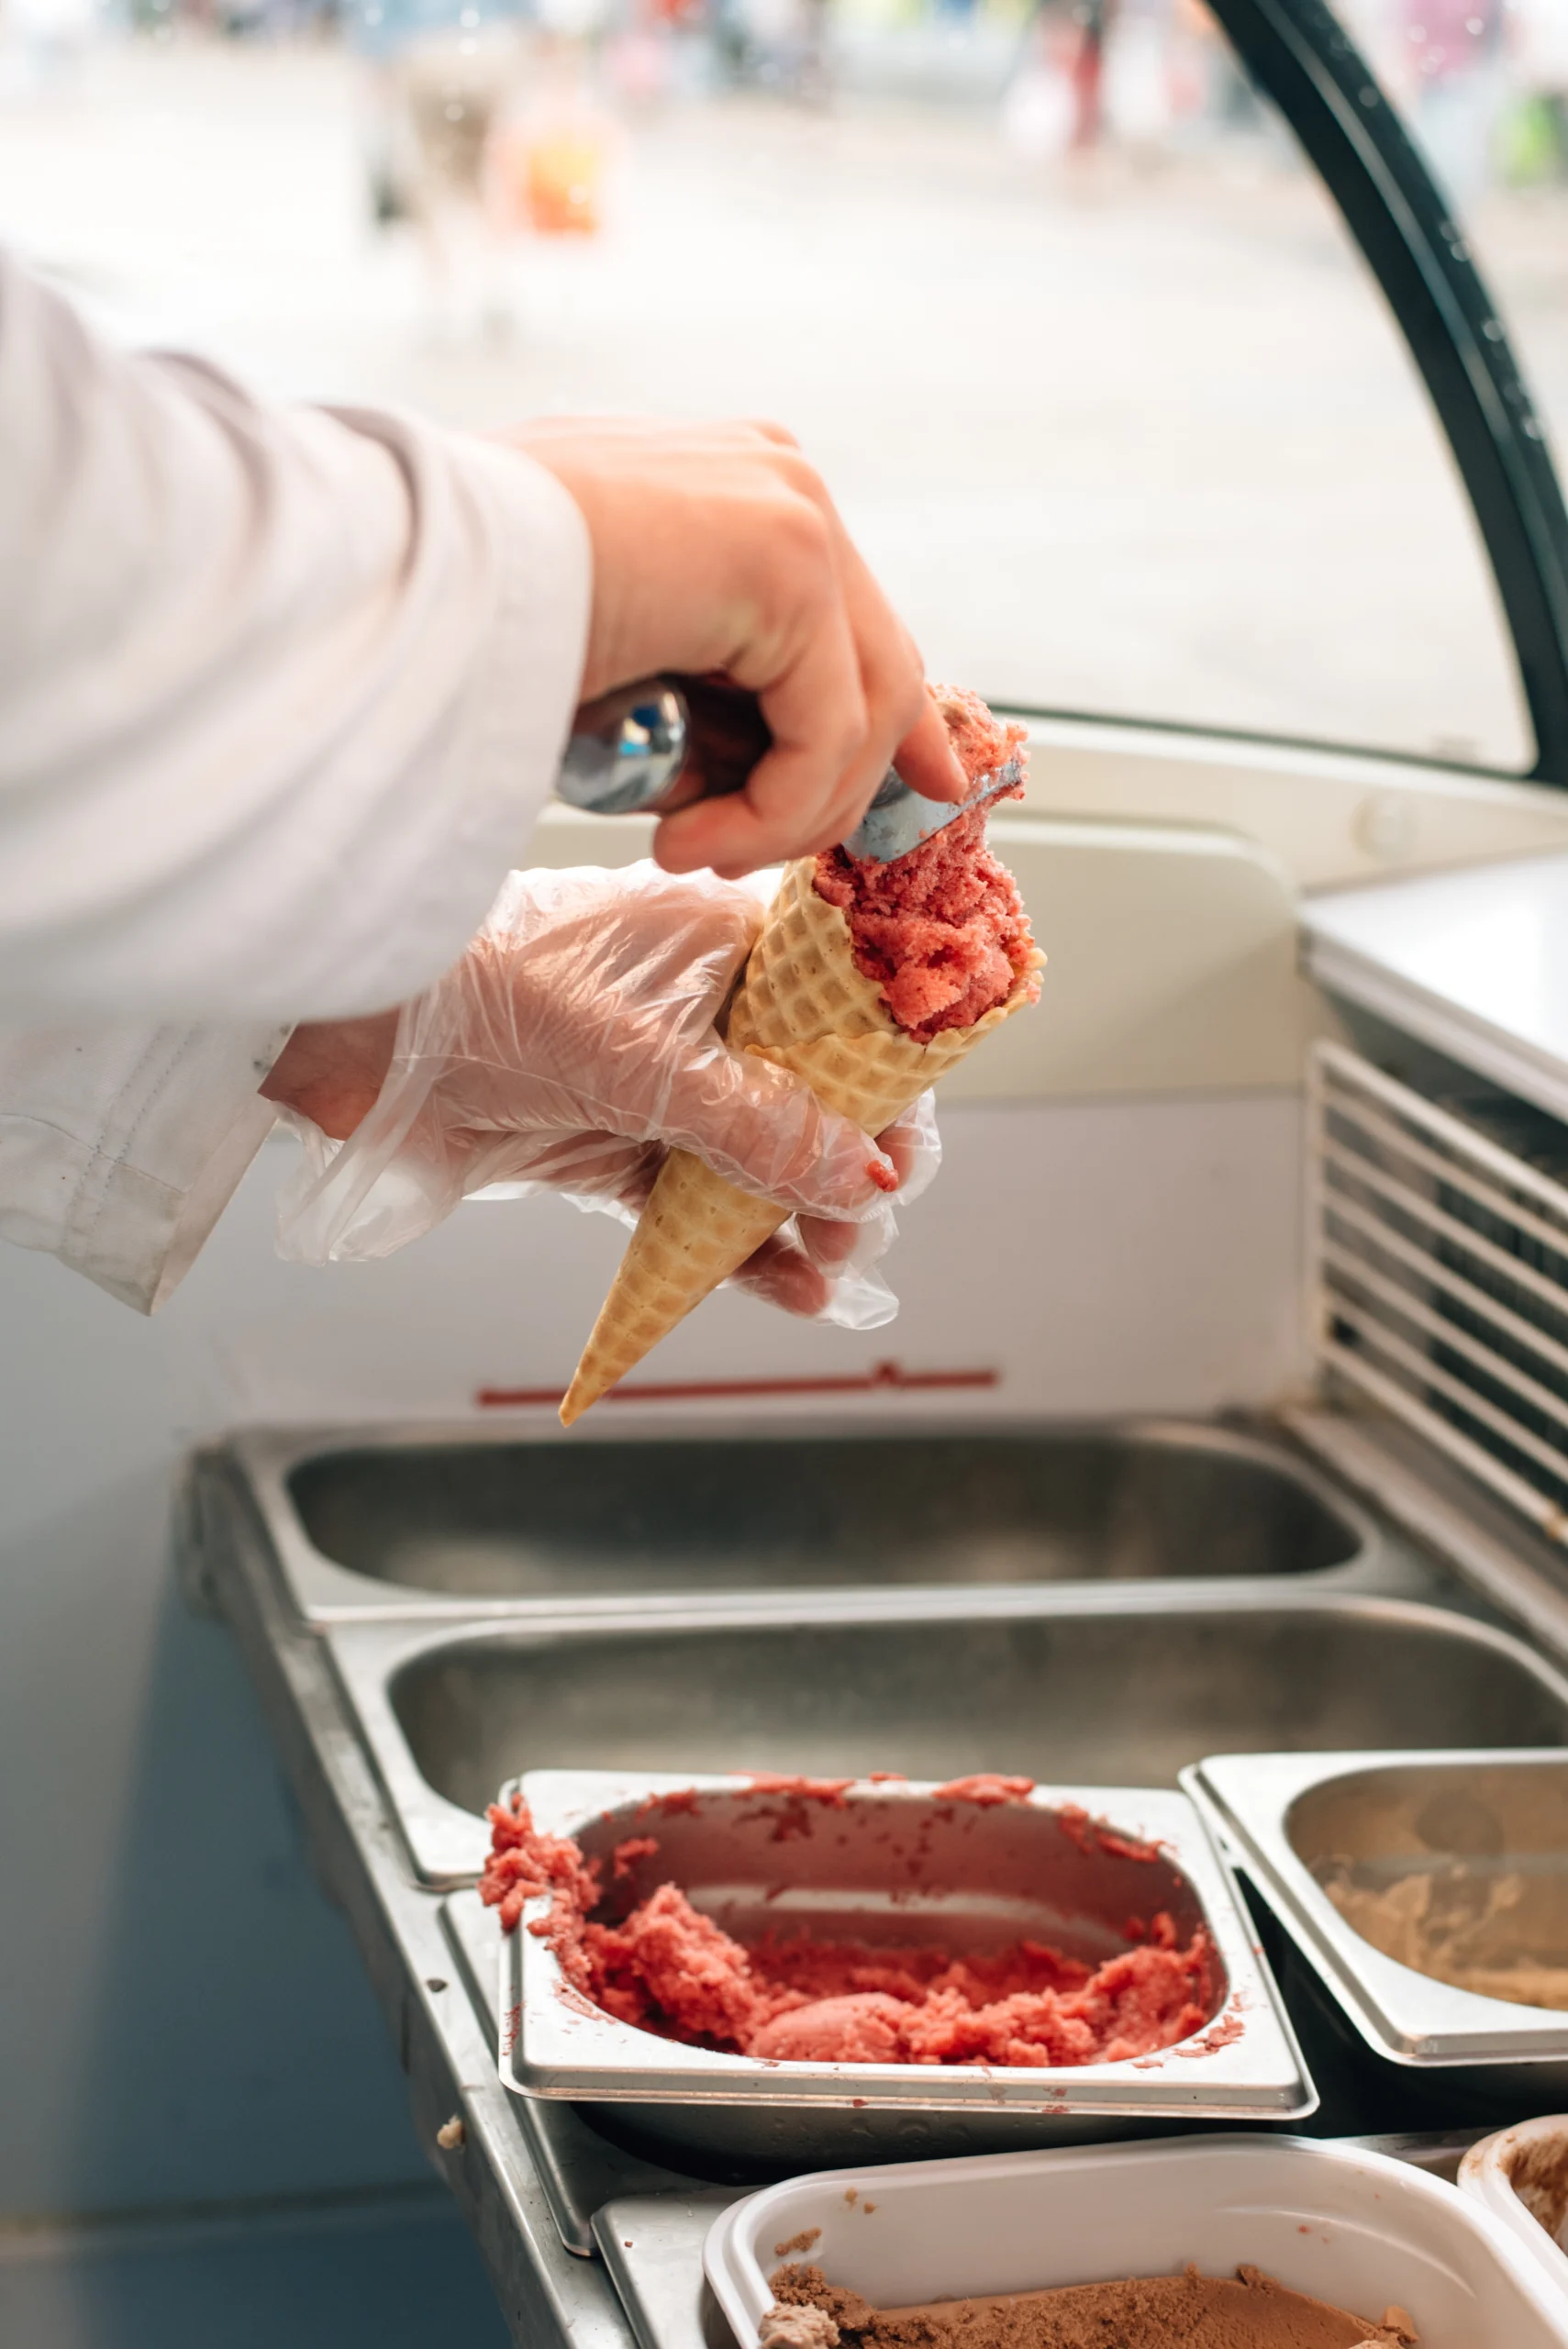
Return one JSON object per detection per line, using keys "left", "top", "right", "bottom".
{"left": 559, "top": 860, "right": 1041, "bottom": 1423}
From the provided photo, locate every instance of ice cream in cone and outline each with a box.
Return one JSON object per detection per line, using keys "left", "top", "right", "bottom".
{"left": 559, "top": 689, "right": 1042, "bottom": 1425}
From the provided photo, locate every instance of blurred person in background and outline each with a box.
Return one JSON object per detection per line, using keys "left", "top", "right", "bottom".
{"left": 1403, "top": 0, "right": 1507, "bottom": 206}
{"left": 1102, "top": 0, "right": 1172, "bottom": 152}
{"left": 350, "top": 0, "right": 532, "bottom": 332}
{"left": 1068, "top": 0, "right": 1115, "bottom": 146}
{"left": 600, "top": 0, "right": 715, "bottom": 107}
{"left": 1350, "top": 0, "right": 1508, "bottom": 205}
{"left": 488, "top": 27, "right": 617, "bottom": 239}
{"left": 353, "top": 0, "right": 620, "bottom": 337}
{"left": 0, "top": 252, "right": 967, "bottom": 1310}
{"left": 713, "top": 0, "right": 822, "bottom": 100}
{"left": 1003, "top": 0, "right": 1124, "bottom": 160}
{"left": 1005, "top": 0, "right": 1233, "bottom": 166}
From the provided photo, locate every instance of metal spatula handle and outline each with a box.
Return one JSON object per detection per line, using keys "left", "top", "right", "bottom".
{"left": 557, "top": 677, "right": 770, "bottom": 819}
{"left": 557, "top": 674, "right": 1015, "bottom": 860}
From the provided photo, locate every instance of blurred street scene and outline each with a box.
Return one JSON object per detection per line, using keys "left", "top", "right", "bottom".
{"left": 3, "top": 0, "right": 1566, "bottom": 767}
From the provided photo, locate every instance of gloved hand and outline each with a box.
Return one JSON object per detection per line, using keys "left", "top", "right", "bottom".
{"left": 267, "top": 862, "right": 940, "bottom": 1328}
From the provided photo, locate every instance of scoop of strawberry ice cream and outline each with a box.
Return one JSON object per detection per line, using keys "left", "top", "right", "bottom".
{"left": 589, "top": 1879, "right": 762, "bottom": 2045}
{"left": 814, "top": 685, "right": 1039, "bottom": 1044}
{"left": 749, "top": 1993, "right": 910, "bottom": 2064}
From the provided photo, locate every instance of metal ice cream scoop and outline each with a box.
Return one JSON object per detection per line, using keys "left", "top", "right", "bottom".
{"left": 557, "top": 679, "right": 691, "bottom": 818}
{"left": 838, "top": 753, "right": 1025, "bottom": 862}
{"left": 557, "top": 676, "right": 770, "bottom": 823}
{"left": 558, "top": 675, "right": 1020, "bottom": 863}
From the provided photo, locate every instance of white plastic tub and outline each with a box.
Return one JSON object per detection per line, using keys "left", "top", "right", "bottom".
{"left": 705, "top": 2135, "right": 1568, "bottom": 2349}
{"left": 1461, "top": 2118, "right": 1568, "bottom": 2302}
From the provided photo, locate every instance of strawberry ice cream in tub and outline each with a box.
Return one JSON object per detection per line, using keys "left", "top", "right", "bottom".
{"left": 486, "top": 1769, "right": 1314, "bottom": 2168}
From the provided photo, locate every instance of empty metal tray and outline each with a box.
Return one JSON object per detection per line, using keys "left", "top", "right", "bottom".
{"left": 333, "top": 1594, "right": 1568, "bottom": 1885}
{"left": 216, "top": 1417, "right": 1378, "bottom": 1624}
{"left": 1188, "top": 1751, "right": 1568, "bottom": 2076}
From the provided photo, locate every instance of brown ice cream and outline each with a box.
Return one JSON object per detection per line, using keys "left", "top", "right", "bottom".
{"left": 1496, "top": 2129, "right": 1568, "bottom": 2253}
{"left": 1289, "top": 1765, "right": 1568, "bottom": 2011}
{"left": 762, "top": 2309, "right": 840, "bottom": 2349}
{"left": 766, "top": 2262, "right": 1418, "bottom": 2349}
{"left": 1324, "top": 1867, "right": 1568, "bottom": 2010}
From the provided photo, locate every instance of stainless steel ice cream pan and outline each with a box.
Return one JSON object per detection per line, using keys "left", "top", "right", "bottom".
{"left": 499, "top": 1771, "right": 1314, "bottom": 2145}
{"left": 335, "top": 1592, "right": 1568, "bottom": 1887}
{"left": 1186, "top": 1751, "right": 1568, "bottom": 2069}
{"left": 213, "top": 1416, "right": 1380, "bottom": 1625}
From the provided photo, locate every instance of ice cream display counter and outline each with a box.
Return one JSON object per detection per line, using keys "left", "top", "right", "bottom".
{"left": 186, "top": 1405, "right": 1568, "bottom": 2343}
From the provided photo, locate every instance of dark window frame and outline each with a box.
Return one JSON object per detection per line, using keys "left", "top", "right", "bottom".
{"left": 1014, "top": 0, "right": 1568, "bottom": 786}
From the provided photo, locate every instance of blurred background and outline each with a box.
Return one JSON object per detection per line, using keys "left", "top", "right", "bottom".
{"left": 3, "top": 0, "right": 1565, "bottom": 772}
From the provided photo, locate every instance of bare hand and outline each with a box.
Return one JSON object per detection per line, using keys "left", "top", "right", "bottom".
{"left": 495, "top": 417, "right": 967, "bottom": 876}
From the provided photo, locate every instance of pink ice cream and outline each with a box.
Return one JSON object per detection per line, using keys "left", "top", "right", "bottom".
{"left": 480, "top": 1793, "right": 1216, "bottom": 2069}
{"left": 813, "top": 685, "right": 1038, "bottom": 1045}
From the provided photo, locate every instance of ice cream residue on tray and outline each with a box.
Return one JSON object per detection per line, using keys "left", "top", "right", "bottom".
{"left": 763, "top": 2260, "right": 1418, "bottom": 2349}
{"left": 813, "top": 685, "right": 1037, "bottom": 1044}
{"left": 1323, "top": 1862, "right": 1568, "bottom": 2011}
{"left": 479, "top": 1787, "right": 1217, "bottom": 2068}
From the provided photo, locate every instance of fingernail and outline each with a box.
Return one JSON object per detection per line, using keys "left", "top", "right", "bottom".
{"left": 866, "top": 1158, "right": 898, "bottom": 1194}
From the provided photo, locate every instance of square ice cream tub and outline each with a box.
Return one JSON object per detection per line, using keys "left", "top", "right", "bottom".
{"left": 1461, "top": 2116, "right": 1568, "bottom": 2303}
{"left": 1187, "top": 1751, "right": 1568, "bottom": 2088}
{"left": 704, "top": 2135, "right": 1568, "bottom": 2348}
{"left": 496, "top": 1770, "right": 1315, "bottom": 2168}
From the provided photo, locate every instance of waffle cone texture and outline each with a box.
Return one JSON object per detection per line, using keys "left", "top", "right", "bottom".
{"left": 559, "top": 859, "right": 1041, "bottom": 1423}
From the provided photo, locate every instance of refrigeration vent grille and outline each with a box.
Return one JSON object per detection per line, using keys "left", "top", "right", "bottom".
{"left": 1310, "top": 1040, "right": 1568, "bottom": 1544}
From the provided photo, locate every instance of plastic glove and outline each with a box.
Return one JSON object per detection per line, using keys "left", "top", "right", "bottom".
{"left": 272, "top": 863, "right": 941, "bottom": 1329}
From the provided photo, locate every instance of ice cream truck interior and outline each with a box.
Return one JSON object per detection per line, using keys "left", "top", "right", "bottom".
{"left": 14, "top": 0, "right": 1568, "bottom": 2339}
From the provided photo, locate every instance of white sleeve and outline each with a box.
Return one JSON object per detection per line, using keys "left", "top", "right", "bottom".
{"left": 0, "top": 1022, "right": 290, "bottom": 1312}
{"left": 0, "top": 251, "right": 592, "bottom": 1021}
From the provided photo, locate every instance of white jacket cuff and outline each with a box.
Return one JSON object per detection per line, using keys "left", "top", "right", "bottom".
{"left": 0, "top": 1024, "right": 289, "bottom": 1312}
